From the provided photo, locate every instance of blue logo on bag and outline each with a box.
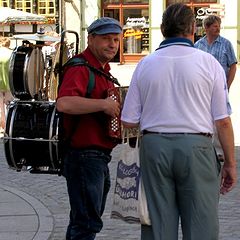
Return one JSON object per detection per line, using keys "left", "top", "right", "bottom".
{"left": 114, "top": 160, "right": 140, "bottom": 200}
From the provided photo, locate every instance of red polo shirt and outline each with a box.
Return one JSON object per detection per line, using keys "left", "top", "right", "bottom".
{"left": 58, "top": 47, "right": 117, "bottom": 150}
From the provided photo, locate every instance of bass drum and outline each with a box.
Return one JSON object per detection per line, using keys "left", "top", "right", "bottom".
{"left": 4, "top": 101, "right": 61, "bottom": 173}
{"left": 9, "top": 46, "right": 44, "bottom": 100}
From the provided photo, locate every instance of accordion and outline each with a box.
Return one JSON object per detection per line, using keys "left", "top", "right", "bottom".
{"left": 107, "top": 86, "right": 139, "bottom": 140}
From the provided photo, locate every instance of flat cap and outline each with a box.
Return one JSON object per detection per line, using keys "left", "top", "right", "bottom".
{"left": 87, "top": 17, "right": 122, "bottom": 35}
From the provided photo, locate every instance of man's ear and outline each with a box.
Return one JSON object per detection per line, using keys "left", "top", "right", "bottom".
{"left": 160, "top": 24, "right": 164, "bottom": 36}
{"left": 192, "top": 22, "right": 196, "bottom": 35}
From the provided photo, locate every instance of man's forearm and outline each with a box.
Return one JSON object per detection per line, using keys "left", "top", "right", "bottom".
{"left": 215, "top": 117, "right": 236, "bottom": 166}
{"left": 227, "top": 64, "right": 237, "bottom": 89}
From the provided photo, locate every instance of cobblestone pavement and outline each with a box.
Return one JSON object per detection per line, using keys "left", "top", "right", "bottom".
{"left": 0, "top": 140, "right": 240, "bottom": 240}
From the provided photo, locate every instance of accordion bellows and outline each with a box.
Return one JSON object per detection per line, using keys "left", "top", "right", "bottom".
{"left": 108, "top": 86, "right": 139, "bottom": 139}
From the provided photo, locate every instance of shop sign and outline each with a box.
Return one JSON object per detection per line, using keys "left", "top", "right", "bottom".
{"left": 124, "top": 29, "right": 143, "bottom": 39}
{"left": 124, "top": 17, "right": 148, "bottom": 28}
{"left": 196, "top": 4, "right": 225, "bottom": 20}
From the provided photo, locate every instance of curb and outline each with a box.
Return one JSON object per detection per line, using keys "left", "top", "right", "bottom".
{"left": 0, "top": 184, "right": 54, "bottom": 240}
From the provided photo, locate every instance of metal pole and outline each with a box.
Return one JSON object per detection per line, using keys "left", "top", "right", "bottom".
{"left": 80, "top": 0, "right": 85, "bottom": 51}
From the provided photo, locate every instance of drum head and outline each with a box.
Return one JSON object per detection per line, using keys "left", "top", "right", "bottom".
{"left": 9, "top": 46, "right": 44, "bottom": 100}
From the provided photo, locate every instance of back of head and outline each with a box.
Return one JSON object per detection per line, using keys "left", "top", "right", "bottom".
{"left": 203, "top": 15, "right": 221, "bottom": 28}
{"left": 161, "top": 3, "right": 195, "bottom": 38}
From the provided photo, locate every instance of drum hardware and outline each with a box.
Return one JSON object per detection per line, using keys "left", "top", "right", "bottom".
{"left": 58, "top": 30, "right": 79, "bottom": 89}
{"left": 10, "top": 158, "right": 26, "bottom": 172}
{"left": 3, "top": 136, "right": 59, "bottom": 142}
{"left": 29, "top": 167, "right": 61, "bottom": 174}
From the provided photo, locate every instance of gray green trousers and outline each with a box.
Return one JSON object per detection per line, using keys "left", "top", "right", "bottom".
{"left": 140, "top": 134, "right": 221, "bottom": 240}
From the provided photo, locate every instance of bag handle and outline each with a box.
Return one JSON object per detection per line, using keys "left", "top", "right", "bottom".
{"left": 122, "top": 128, "right": 140, "bottom": 149}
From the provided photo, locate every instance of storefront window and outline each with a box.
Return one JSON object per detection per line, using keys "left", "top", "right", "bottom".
{"left": 123, "top": 0, "right": 148, "bottom": 3}
{"left": 193, "top": 0, "right": 217, "bottom": 2}
{"left": 103, "top": 0, "right": 120, "bottom": 3}
{"left": 104, "top": 0, "right": 148, "bottom": 3}
{"left": 167, "top": 0, "right": 217, "bottom": 4}
{"left": 167, "top": 0, "right": 190, "bottom": 4}
{"left": 123, "top": 9, "right": 149, "bottom": 54}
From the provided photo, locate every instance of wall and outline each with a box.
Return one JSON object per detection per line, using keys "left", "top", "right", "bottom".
{"left": 64, "top": 0, "right": 100, "bottom": 51}
{"left": 150, "top": 0, "right": 164, "bottom": 52}
{"left": 65, "top": 0, "right": 239, "bottom": 62}
{"left": 220, "top": 0, "right": 238, "bottom": 61}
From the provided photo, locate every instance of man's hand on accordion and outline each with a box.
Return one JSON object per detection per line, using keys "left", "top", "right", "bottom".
{"left": 103, "top": 97, "right": 120, "bottom": 118}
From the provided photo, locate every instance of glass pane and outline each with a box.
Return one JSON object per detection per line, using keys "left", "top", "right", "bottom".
{"left": 194, "top": 0, "right": 217, "bottom": 2}
{"left": 0, "top": 0, "right": 9, "bottom": 7}
{"left": 123, "top": 0, "right": 149, "bottom": 3}
{"left": 103, "top": 0, "right": 120, "bottom": 3}
{"left": 167, "top": 0, "right": 190, "bottom": 5}
{"left": 40, "top": 9, "right": 46, "bottom": 14}
{"left": 123, "top": 8, "right": 149, "bottom": 54}
{"left": 16, "top": 2, "right": 23, "bottom": 8}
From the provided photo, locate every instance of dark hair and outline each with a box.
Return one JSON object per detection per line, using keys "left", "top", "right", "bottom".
{"left": 161, "top": 3, "right": 195, "bottom": 38}
{"left": 203, "top": 15, "right": 221, "bottom": 28}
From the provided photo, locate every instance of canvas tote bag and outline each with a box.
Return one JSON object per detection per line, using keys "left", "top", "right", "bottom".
{"left": 111, "top": 129, "right": 151, "bottom": 225}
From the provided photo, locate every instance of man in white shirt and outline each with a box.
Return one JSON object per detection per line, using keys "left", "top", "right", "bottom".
{"left": 121, "top": 3, "right": 237, "bottom": 240}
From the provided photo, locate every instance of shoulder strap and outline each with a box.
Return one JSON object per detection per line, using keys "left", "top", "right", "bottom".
{"left": 63, "top": 57, "right": 86, "bottom": 67}
{"left": 86, "top": 68, "right": 95, "bottom": 98}
{"left": 62, "top": 57, "right": 95, "bottom": 98}
{"left": 62, "top": 56, "right": 121, "bottom": 97}
{"left": 65, "top": 57, "right": 120, "bottom": 86}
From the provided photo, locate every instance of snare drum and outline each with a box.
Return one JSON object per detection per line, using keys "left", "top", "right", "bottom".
{"left": 4, "top": 101, "right": 61, "bottom": 173}
{"left": 9, "top": 46, "right": 44, "bottom": 100}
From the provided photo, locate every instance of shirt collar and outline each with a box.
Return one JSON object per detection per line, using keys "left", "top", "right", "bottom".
{"left": 81, "top": 47, "right": 111, "bottom": 72}
{"left": 156, "top": 37, "right": 194, "bottom": 50}
{"left": 203, "top": 35, "right": 221, "bottom": 44}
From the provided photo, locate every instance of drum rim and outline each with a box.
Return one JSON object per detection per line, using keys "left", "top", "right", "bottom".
{"left": 9, "top": 46, "right": 45, "bottom": 100}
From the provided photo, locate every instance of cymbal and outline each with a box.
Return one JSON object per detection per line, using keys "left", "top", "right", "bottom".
{"left": 13, "top": 33, "right": 60, "bottom": 42}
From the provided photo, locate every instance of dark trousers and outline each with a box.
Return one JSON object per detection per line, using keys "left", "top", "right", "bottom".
{"left": 64, "top": 149, "right": 111, "bottom": 240}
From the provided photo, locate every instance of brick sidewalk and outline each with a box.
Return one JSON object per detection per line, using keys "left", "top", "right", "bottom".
{"left": 0, "top": 141, "right": 239, "bottom": 240}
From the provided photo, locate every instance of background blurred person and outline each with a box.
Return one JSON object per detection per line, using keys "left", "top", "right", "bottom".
{"left": 195, "top": 15, "right": 237, "bottom": 90}
{"left": 0, "top": 36, "right": 14, "bottom": 135}
{"left": 195, "top": 15, "right": 238, "bottom": 161}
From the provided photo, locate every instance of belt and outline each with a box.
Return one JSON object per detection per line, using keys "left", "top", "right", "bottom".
{"left": 142, "top": 130, "right": 212, "bottom": 138}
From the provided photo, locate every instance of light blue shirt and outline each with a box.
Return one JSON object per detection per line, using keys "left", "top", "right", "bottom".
{"left": 194, "top": 35, "right": 237, "bottom": 77}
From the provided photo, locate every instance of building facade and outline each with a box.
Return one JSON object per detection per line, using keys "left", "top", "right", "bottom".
{"left": 65, "top": 0, "right": 240, "bottom": 64}
{"left": 0, "top": 0, "right": 58, "bottom": 35}
{"left": 1, "top": 0, "right": 239, "bottom": 64}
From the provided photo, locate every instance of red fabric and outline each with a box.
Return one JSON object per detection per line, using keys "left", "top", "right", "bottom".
{"left": 58, "top": 48, "right": 117, "bottom": 149}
